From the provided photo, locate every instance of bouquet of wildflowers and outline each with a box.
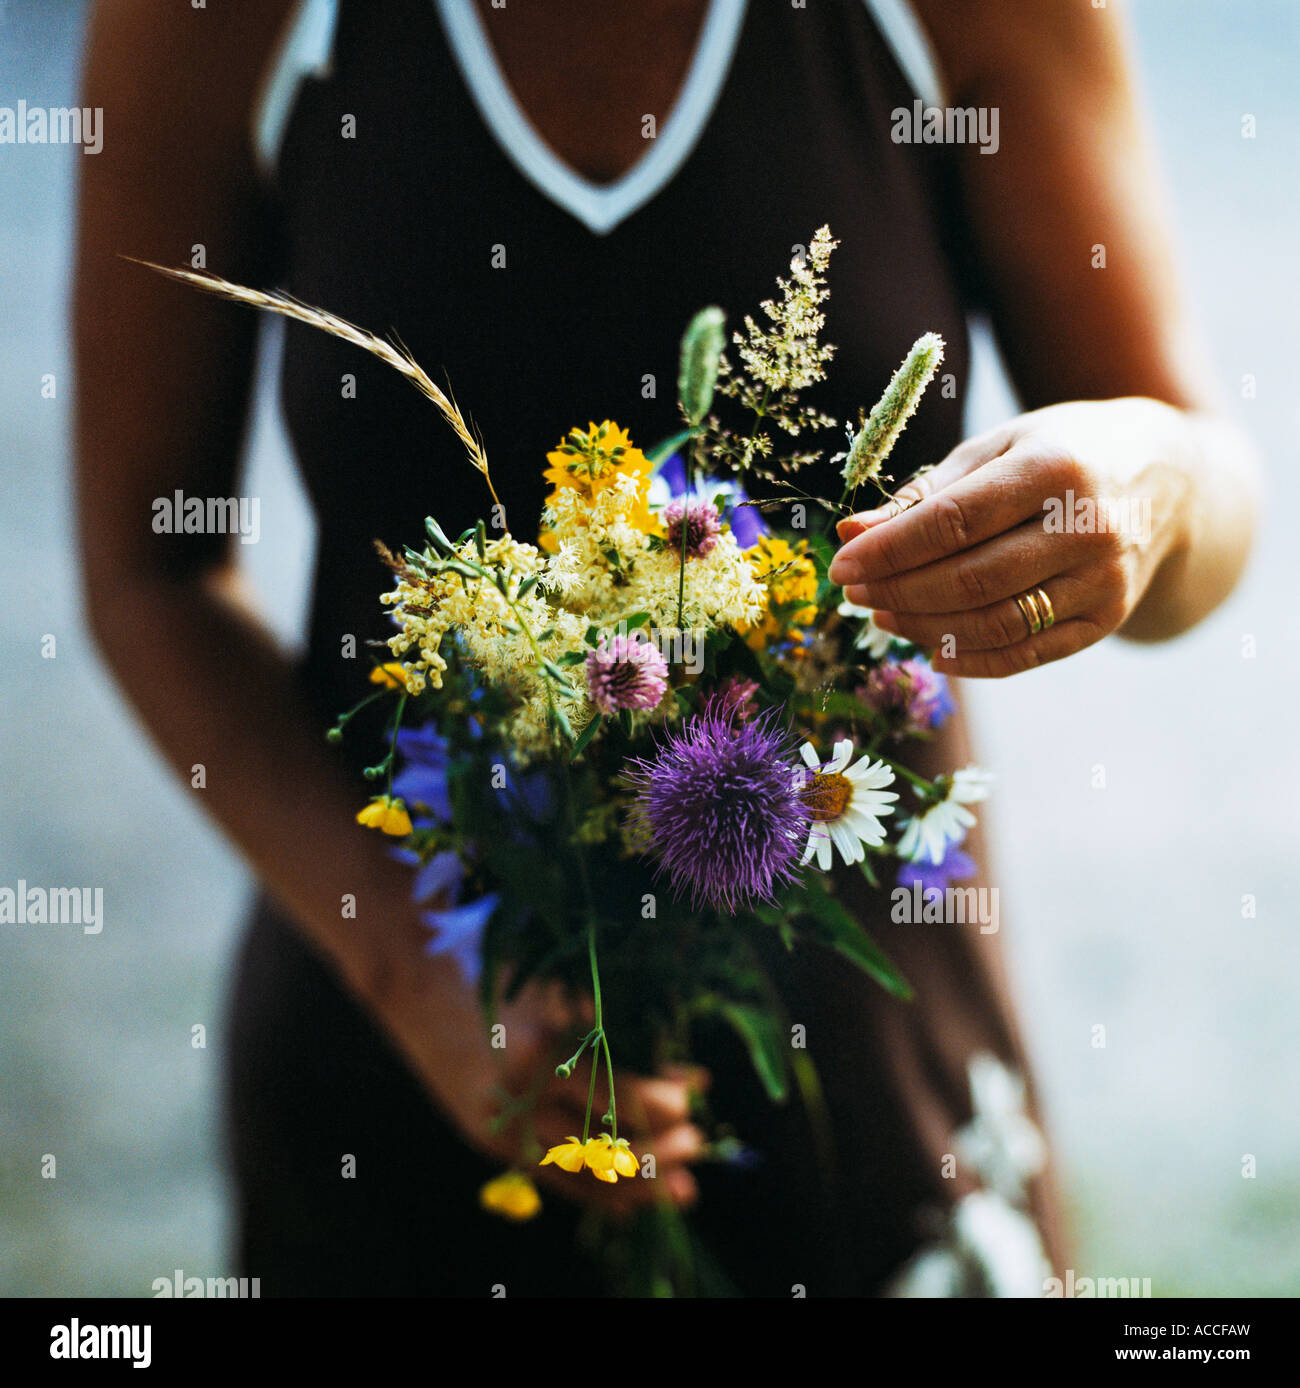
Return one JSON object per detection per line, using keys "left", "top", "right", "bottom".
{"left": 144, "top": 228, "right": 993, "bottom": 1289}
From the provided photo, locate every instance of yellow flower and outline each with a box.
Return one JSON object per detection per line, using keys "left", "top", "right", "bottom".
{"left": 740, "top": 535, "right": 819, "bottom": 649}
{"left": 544, "top": 420, "right": 652, "bottom": 499}
{"left": 369, "top": 662, "right": 413, "bottom": 691}
{"left": 356, "top": 795, "right": 413, "bottom": 836}
{"left": 586, "top": 1134, "right": 639, "bottom": 1181}
{"left": 584, "top": 1137, "right": 620, "bottom": 1183}
{"left": 479, "top": 1171, "right": 542, "bottom": 1222}
{"left": 541, "top": 420, "right": 659, "bottom": 541}
{"left": 539, "top": 1136, "right": 587, "bottom": 1173}
{"left": 538, "top": 1133, "right": 638, "bottom": 1182}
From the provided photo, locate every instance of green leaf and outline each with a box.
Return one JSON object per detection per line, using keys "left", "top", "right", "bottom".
{"left": 569, "top": 712, "right": 604, "bottom": 761}
{"left": 789, "top": 689, "right": 874, "bottom": 723}
{"left": 794, "top": 875, "right": 913, "bottom": 1000}
{"left": 425, "top": 516, "right": 455, "bottom": 553}
{"left": 647, "top": 428, "right": 694, "bottom": 467}
{"left": 717, "top": 1002, "right": 789, "bottom": 1103}
{"left": 721, "top": 633, "right": 766, "bottom": 686}
{"left": 806, "top": 531, "right": 836, "bottom": 571}
{"left": 749, "top": 899, "right": 784, "bottom": 927}
{"left": 623, "top": 611, "right": 651, "bottom": 631}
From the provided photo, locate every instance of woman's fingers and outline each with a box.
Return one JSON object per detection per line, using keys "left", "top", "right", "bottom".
{"left": 540, "top": 1063, "right": 708, "bottom": 1147}
{"left": 840, "top": 518, "right": 1094, "bottom": 616}
{"left": 537, "top": 1160, "right": 699, "bottom": 1216}
{"left": 837, "top": 433, "right": 1032, "bottom": 563}
{"left": 617, "top": 1072, "right": 709, "bottom": 1134}
{"left": 831, "top": 437, "right": 1089, "bottom": 590}
{"left": 837, "top": 422, "right": 1021, "bottom": 540}
{"left": 871, "top": 571, "right": 1099, "bottom": 653}
{"left": 930, "top": 617, "right": 1110, "bottom": 678}
{"left": 529, "top": 1117, "right": 704, "bottom": 1214}
{"left": 639, "top": 1119, "right": 707, "bottom": 1168}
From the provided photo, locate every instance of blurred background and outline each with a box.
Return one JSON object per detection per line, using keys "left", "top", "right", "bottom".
{"left": 1, "top": 1, "right": 1297, "bottom": 1296}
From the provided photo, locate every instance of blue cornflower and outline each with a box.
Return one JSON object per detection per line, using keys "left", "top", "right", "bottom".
{"left": 397, "top": 844, "right": 496, "bottom": 986}
{"left": 894, "top": 833, "right": 977, "bottom": 893}
{"left": 392, "top": 721, "right": 452, "bottom": 824}
{"left": 422, "top": 892, "right": 498, "bottom": 987}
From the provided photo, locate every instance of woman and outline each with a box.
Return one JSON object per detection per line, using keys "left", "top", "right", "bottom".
{"left": 75, "top": 0, "right": 1257, "bottom": 1295}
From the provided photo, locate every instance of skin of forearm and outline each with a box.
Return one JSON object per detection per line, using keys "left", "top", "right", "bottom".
{"left": 82, "top": 556, "right": 465, "bottom": 1020}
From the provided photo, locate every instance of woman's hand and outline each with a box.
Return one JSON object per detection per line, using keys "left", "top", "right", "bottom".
{"left": 363, "top": 943, "right": 708, "bottom": 1216}
{"left": 828, "top": 398, "right": 1213, "bottom": 677}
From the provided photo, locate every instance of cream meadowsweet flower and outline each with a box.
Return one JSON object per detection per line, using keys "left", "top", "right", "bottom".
{"left": 797, "top": 739, "right": 898, "bottom": 869}
{"left": 898, "top": 766, "right": 994, "bottom": 865}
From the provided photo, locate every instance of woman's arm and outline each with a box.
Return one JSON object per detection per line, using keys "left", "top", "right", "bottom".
{"left": 74, "top": 0, "right": 701, "bottom": 1209}
{"left": 831, "top": 0, "right": 1258, "bottom": 669}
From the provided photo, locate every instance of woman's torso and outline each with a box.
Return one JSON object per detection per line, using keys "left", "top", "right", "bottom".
{"left": 236, "top": 0, "right": 1065, "bottom": 1293}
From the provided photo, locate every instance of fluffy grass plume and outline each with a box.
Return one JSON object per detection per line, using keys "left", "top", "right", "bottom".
{"left": 842, "top": 332, "right": 945, "bottom": 489}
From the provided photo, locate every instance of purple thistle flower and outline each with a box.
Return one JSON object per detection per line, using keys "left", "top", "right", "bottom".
{"left": 623, "top": 709, "right": 811, "bottom": 913}
{"left": 586, "top": 634, "right": 670, "bottom": 714}
{"left": 663, "top": 497, "right": 723, "bottom": 557}
{"left": 861, "top": 657, "right": 954, "bottom": 737}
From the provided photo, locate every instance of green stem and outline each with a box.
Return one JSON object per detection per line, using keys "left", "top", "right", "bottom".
{"left": 330, "top": 687, "right": 389, "bottom": 734}
{"left": 503, "top": 582, "right": 565, "bottom": 727}
{"left": 582, "top": 1030, "right": 601, "bottom": 1145}
{"left": 385, "top": 692, "right": 408, "bottom": 798}
{"left": 876, "top": 755, "right": 936, "bottom": 796}
{"left": 674, "top": 432, "right": 699, "bottom": 630}
{"left": 600, "top": 1028, "right": 618, "bottom": 1142}
{"left": 558, "top": 1028, "right": 599, "bottom": 1075}
{"left": 566, "top": 778, "right": 618, "bottom": 1142}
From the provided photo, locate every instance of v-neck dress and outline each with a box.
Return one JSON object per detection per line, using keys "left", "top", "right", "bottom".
{"left": 225, "top": 0, "right": 1067, "bottom": 1295}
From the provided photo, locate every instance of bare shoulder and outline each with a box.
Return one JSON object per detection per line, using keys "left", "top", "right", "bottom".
{"left": 908, "top": 0, "right": 1130, "bottom": 99}
{"left": 83, "top": 0, "right": 301, "bottom": 142}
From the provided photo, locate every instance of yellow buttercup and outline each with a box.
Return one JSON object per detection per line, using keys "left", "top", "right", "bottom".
{"left": 540, "top": 1132, "right": 638, "bottom": 1183}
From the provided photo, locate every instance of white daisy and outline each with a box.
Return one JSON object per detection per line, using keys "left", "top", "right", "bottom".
{"left": 897, "top": 765, "right": 994, "bottom": 865}
{"left": 836, "top": 599, "right": 897, "bottom": 659}
{"left": 797, "top": 739, "right": 899, "bottom": 869}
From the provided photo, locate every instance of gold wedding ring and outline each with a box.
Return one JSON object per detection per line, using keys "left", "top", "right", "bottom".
{"left": 1015, "top": 592, "right": 1043, "bottom": 636}
{"left": 1034, "top": 586, "right": 1055, "bottom": 630}
{"left": 1015, "top": 587, "right": 1055, "bottom": 637}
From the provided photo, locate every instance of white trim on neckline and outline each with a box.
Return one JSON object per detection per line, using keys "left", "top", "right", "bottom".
{"left": 253, "top": 0, "right": 340, "bottom": 181}
{"left": 861, "top": 0, "right": 946, "bottom": 109}
{"left": 434, "top": 0, "right": 748, "bottom": 237}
